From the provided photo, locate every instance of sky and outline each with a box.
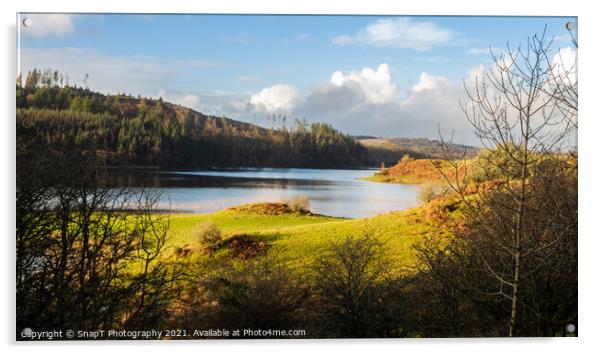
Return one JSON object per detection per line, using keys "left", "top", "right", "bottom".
{"left": 17, "top": 14, "right": 577, "bottom": 145}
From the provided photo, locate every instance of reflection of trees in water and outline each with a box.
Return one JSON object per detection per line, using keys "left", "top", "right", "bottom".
{"left": 97, "top": 168, "right": 420, "bottom": 217}
{"left": 101, "top": 169, "right": 341, "bottom": 189}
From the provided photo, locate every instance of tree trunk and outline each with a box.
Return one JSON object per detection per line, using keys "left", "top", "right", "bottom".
{"left": 509, "top": 250, "right": 521, "bottom": 336}
{"left": 509, "top": 113, "right": 531, "bottom": 337}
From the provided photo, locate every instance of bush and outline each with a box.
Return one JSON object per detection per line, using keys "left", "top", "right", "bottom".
{"left": 283, "top": 195, "right": 310, "bottom": 213}
{"left": 193, "top": 221, "right": 222, "bottom": 246}
{"left": 418, "top": 183, "right": 441, "bottom": 203}
{"left": 312, "top": 234, "right": 403, "bottom": 337}
{"left": 400, "top": 154, "right": 413, "bottom": 163}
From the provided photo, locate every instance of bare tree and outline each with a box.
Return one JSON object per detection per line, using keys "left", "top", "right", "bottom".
{"left": 312, "top": 234, "right": 404, "bottom": 337}
{"left": 16, "top": 135, "right": 183, "bottom": 336}
{"left": 435, "top": 28, "right": 577, "bottom": 336}
{"left": 544, "top": 23, "right": 578, "bottom": 134}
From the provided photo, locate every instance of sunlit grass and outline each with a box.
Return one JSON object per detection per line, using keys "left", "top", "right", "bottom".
{"left": 163, "top": 202, "right": 453, "bottom": 274}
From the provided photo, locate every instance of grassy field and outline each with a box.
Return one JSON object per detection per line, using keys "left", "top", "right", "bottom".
{"left": 164, "top": 201, "right": 456, "bottom": 274}
{"left": 158, "top": 159, "right": 469, "bottom": 273}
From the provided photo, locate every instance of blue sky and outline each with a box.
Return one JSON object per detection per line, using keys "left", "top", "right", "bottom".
{"left": 18, "top": 14, "right": 577, "bottom": 144}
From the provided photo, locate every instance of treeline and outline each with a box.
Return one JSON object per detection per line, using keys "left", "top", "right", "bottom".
{"left": 17, "top": 69, "right": 402, "bottom": 168}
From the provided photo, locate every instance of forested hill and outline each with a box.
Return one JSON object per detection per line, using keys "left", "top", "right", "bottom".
{"left": 16, "top": 70, "right": 456, "bottom": 168}
{"left": 16, "top": 85, "right": 371, "bottom": 168}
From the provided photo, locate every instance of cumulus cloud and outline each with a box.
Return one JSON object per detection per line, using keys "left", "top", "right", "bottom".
{"left": 463, "top": 52, "right": 516, "bottom": 89}
{"left": 239, "top": 63, "right": 479, "bottom": 144}
{"left": 465, "top": 64, "right": 485, "bottom": 85}
{"left": 410, "top": 72, "right": 451, "bottom": 93}
{"left": 552, "top": 46, "right": 577, "bottom": 84}
{"left": 332, "top": 18, "right": 455, "bottom": 51}
{"left": 297, "top": 64, "right": 398, "bottom": 121}
{"left": 19, "top": 44, "right": 481, "bottom": 144}
{"left": 399, "top": 74, "right": 470, "bottom": 142}
{"left": 465, "top": 47, "right": 577, "bottom": 90}
{"left": 249, "top": 84, "right": 300, "bottom": 113}
{"left": 296, "top": 64, "right": 476, "bottom": 144}
{"left": 329, "top": 64, "right": 397, "bottom": 104}
{"left": 20, "top": 14, "right": 76, "bottom": 38}
{"left": 158, "top": 90, "right": 200, "bottom": 110}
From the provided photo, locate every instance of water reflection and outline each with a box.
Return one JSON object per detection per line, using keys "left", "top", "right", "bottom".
{"left": 109, "top": 168, "right": 421, "bottom": 218}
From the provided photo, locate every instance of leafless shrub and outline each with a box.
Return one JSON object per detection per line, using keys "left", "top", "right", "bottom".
{"left": 193, "top": 221, "right": 222, "bottom": 246}
{"left": 283, "top": 195, "right": 310, "bottom": 213}
{"left": 432, "top": 27, "right": 578, "bottom": 336}
{"left": 312, "top": 234, "right": 404, "bottom": 337}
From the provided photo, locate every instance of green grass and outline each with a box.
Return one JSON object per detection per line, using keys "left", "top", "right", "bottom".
{"left": 167, "top": 206, "right": 337, "bottom": 245}
{"left": 164, "top": 202, "right": 452, "bottom": 274}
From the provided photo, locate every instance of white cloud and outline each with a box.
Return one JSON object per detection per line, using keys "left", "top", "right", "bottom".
{"left": 330, "top": 64, "right": 397, "bottom": 104}
{"left": 243, "top": 55, "right": 575, "bottom": 146}
{"left": 222, "top": 63, "right": 480, "bottom": 144}
{"left": 249, "top": 84, "right": 300, "bottom": 113}
{"left": 465, "top": 47, "right": 577, "bottom": 90}
{"left": 466, "top": 64, "right": 485, "bottom": 85}
{"left": 463, "top": 54, "right": 514, "bottom": 89}
{"left": 296, "top": 64, "right": 476, "bottom": 144}
{"left": 298, "top": 64, "right": 400, "bottom": 123}
{"left": 158, "top": 90, "right": 200, "bottom": 110}
{"left": 399, "top": 74, "right": 470, "bottom": 142}
{"left": 332, "top": 18, "right": 454, "bottom": 51}
{"left": 180, "top": 94, "right": 201, "bottom": 109}
{"left": 19, "top": 45, "right": 482, "bottom": 144}
{"left": 552, "top": 46, "right": 577, "bottom": 84}
{"left": 190, "top": 91, "right": 253, "bottom": 118}
{"left": 411, "top": 72, "right": 451, "bottom": 93}
{"left": 20, "top": 14, "right": 75, "bottom": 38}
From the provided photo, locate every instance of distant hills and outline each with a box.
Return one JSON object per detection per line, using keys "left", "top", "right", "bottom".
{"left": 356, "top": 136, "right": 479, "bottom": 161}
{"left": 17, "top": 70, "right": 478, "bottom": 169}
{"left": 17, "top": 82, "right": 369, "bottom": 168}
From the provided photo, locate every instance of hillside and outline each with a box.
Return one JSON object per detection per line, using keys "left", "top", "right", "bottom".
{"left": 17, "top": 71, "right": 476, "bottom": 169}
{"left": 363, "top": 157, "right": 472, "bottom": 185}
{"left": 16, "top": 83, "right": 373, "bottom": 168}
{"left": 357, "top": 136, "right": 479, "bottom": 161}
{"left": 17, "top": 80, "right": 456, "bottom": 169}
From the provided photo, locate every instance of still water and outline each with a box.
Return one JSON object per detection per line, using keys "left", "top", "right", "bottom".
{"left": 132, "top": 168, "right": 420, "bottom": 218}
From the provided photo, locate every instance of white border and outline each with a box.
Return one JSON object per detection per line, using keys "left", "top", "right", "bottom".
{"left": 6, "top": 0, "right": 582, "bottom": 16}
{"left": 2, "top": 1, "right": 600, "bottom": 354}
